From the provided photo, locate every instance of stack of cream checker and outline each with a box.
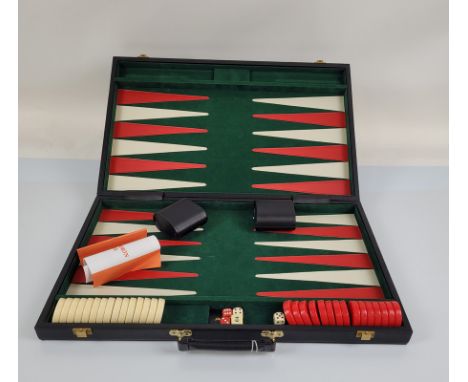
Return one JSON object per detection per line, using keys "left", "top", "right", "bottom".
{"left": 51, "top": 297, "right": 165, "bottom": 324}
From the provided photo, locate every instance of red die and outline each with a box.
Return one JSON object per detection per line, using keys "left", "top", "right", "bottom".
{"left": 222, "top": 308, "right": 233, "bottom": 317}
{"left": 220, "top": 317, "right": 231, "bottom": 325}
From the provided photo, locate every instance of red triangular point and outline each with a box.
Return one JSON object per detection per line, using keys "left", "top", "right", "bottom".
{"left": 88, "top": 235, "right": 201, "bottom": 247}
{"left": 255, "top": 254, "right": 372, "bottom": 268}
{"left": 253, "top": 112, "right": 346, "bottom": 127}
{"left": 256, "top": 287, "right": 384, "bottom": 299}
{"left": 99, "top": 209, "right": 154, "bottom": 222}
{"left": 252, "top": 180, "right": 351, "bottom": 195}
{"left": 253, "top": 145, "right": 348, "bottom": 161}
{"left": 113, "top": 122, "right": 208, "bottom": 138}
{"left": 117, "top": 89, "right": 209, "bottom": 104}
{"left": 270, "top": 226, "right": 362, "bottom": 239}
{"left": 109, "top": 157, "right": 206, "bottom": 174}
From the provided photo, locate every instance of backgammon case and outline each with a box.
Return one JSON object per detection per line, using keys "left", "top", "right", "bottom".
{"left": 35, "top": 57, "right": 413, "bottom": 351}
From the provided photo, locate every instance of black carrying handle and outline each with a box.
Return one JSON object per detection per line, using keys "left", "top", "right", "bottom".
{"left": 177, "top": 338, "right": 276, "bottom": 352}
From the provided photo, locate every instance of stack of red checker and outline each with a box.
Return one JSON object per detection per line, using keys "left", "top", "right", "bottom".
{"left": 349, "top": 300, "right": 402, "bottom": 327}
{"left": 283, "top": 300, "right": 402, "bottom": 327}
{"left": 283, "top": 300, "right": 350, "bottom": 326}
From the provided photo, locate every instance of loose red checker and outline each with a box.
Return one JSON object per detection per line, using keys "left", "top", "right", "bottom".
{"left": 340, "top": 300, "right": 351, "bottom": 326}
{"left": 385, "top": 301, "right": 396, "bottom": 327}
{"left": 317, "top": 300, "right": 329, "bottom": 325}
{"left": 332, "top": 300, "right": 343, "bottom": 326}
{"left": 292, "top": 301, "right": 305, "bottom": 325}
{"left": 349, "top": 301, "right": 361, "bottom": 326}
{"left": 308, "top": 300, "right": 321, "bottom": 326}
{"left": 392, "top": 301, "right": 403, "bottom": 327}
{"left": 299, "top": 301, "right": 313, "bottom": 325}
{"left": 358, "top": 301, "right": 368, "bottom": 326}
{"left": 373, "top": 302, "right": 382, "bottom": 326}
{"left": 380, "top": 302, "right": 389, "bottom": 327}
{"left": 325, "top": 301, "right": 336, "bottom": 325}
{"left": 365, "top": 301, "right": 375, "bottom": 326}
{"left": 283, "top": 300, "right": 297, "bottom": 325}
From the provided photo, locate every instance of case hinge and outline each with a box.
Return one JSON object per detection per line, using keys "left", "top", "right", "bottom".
{"left": 72, "top": 327, "right": 93, "bottom": 338}
{"left": 356, "top": 330, "right": 375, "bottom": 341}
{"left": 261, "top": 330, "right": 284, "bottom": 342}
{"left": 169, "top": 329, "right": 192, "bottom": 341}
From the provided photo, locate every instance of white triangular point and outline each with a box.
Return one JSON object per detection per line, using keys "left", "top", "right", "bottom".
{"left": 111, "top": 139, "right": 207, "bottom": 156}
{"left": 115, "top": 105, "right": 208, "bottom": 121}
{"left": 66, "top": 284, "right": 197, "bottom": 297}
{"left": 252, "top": 162, "right": 349, "bottom": 179}
{"left": 107, "top": 175, "right": 206, "bottom": 191}
{"left": 161, "top": 254, "right": 201, "bottom": 262}
{"left": 253, "top": 129, "right": 347, "bottom": 144}
{"left": 92, "top": 221, "right": 203, "bottom": 235}
{"left": 253, "top": 96, "right": 345, "bottom": 112}
{"left": 254, "top": 239, "right": 367, "bottom": 253}
{"left": 255, "top": 269, "right": 379, "bottom": 287}
{"left": 296, "top": 214, "right": 357, "bottom": 226}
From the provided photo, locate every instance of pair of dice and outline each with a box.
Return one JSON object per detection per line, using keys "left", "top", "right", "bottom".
{"left": 273, "top": 311, "right": 286, "bottom": 325}
{"left": 219, "top": 307, "right": 244, "bottom": 325}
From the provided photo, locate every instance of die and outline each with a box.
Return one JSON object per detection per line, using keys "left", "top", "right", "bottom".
{"left": 273, "top": 312, "right": 286, "bottom": 325}
{"left": 222, "top": 308, "right": 233, "bottom": 317}
{"left": 231, "top": 315, "right": 243, "bottom": 325}
{"left": 220, "top": 316, "right": 230, "bottom": 325}
{"left": 233, "top": 307, "right": 243, "bottom": 316}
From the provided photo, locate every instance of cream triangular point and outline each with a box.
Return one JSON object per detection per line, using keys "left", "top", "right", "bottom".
{"left": 66, "top": 284, "right": 197, "bottom": 297}
{"left": 253, "top": 128, "right": 347, "bottom": 144}
{"left": 254, "top": 239, "right": 367, "bottom": 253}
{"left": 92, "top": 222, "right": 158, "bottom": 235}
{"left": 296, "top": 213, "right": 358, "bottom": 225}
{"left": 255, "top": 269, "right": 379, "bottom": 287}
{"left": 252, "top": 162, "right": 349, "bottom": 179}
{"left": 115, "top": 105, "right": 208, "bottom": 121}
{"left": 161, "top": 254, "right": 201, "bottom": 262}
{"left": 107, "top": 175, "right": 206, "bottom": 191}
{"left": 253, "top": 96, "right": 345, "bottom": 112}
{"left": 111, "top": 139, "right": 207, "bottom": 156}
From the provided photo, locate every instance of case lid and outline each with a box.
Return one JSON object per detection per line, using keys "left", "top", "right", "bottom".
{"left": 98, "top": 57, "right": 359, "bottom": 201}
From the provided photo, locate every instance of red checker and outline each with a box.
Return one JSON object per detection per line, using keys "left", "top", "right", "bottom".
{"left": 332, "top": 300, "right": 344, "bottom": 326}
{"left": 373, "top": 302, "right": 382, "bottom": 326}
{"left": 358, "top": 301, "right": 368, "bottom": 326}
{"left": 283, "top": 300, "right": 297, "bottom": 325}
{"left": 392, "top": 301, "right": 403, "bottom": 327}
{"left": 365, "top": 301, "right": 375, "bottom": 326}
{"left": 292, "top": 301, "right": 305, "bottom": 325}
{"left": 308, "top": 300, "right": 321, "bottom": 326}
{"left": 299, "top": 301, "right": 313, "bottom": 325}
{"left": 340, "top": 300, "right": 351, "bottom": 326}
{"left": 325, "top": 301, "right": 336, "bottom": 326}
{"left": 349, "top": 301, "right": 361, "bottom": 326}
{"left": 379, "top": 302, "right": 389, "bottom": 327}
{"left": 317, "top": 300, "right": 329, "bottom": 326}
{"left": 385, "top": 301, "right": 396, "bottom": 327}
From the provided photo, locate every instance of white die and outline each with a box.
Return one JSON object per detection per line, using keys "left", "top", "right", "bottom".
{"left": 273, "top": 312, "right": 285, "bottom": 325}
{"left": 231, "top": 315, "right": 243, "bottom": 325}
{"left": 233, "top": 307, "right": 243, "bottom": 316}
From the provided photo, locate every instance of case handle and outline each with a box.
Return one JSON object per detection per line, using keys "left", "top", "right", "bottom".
{"left": 176, "top": 338, "right": 276, "bottom": 352}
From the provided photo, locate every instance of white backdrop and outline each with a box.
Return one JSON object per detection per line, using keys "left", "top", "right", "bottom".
{"left": 19, "top": 0, "right": 447, "bottom": 165}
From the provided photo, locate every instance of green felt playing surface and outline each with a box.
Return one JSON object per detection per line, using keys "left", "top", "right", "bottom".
{"left": 54, "top": 200, "right": 393, "bottom": 325}
{"left": 103, "top": 61, "right": 354, "bottom": 196}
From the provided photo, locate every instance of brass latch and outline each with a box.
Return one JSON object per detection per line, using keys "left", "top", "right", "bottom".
{"left": 261, "top": 330, "right": 284, "bottom": 342}
{"left": 169, "top": 329, "right": 192, "bottom": 341}
{"left": 138, "top": 54, "right": 149, "bottom": 58}
{"left": 356, "top": 330, "right": 375, "bottom": 341}
{"left": 72, "top": 328, "right": 92, "bottom": 338}
{"left": 314, "top": 59, "right": 326, "bottom": 63}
